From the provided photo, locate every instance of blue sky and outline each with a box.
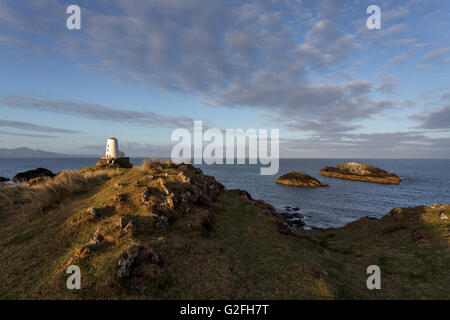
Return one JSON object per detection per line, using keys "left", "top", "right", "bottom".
{"left": 0, "top": 0, "right": 449, "bottom": 157}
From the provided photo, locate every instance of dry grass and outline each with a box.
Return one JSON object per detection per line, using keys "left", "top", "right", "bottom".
{"left": 142, "top": 158, "right": 174, "bottom": 169}
{"left": 0, "top": 169, "right": 118, "bottom": 216}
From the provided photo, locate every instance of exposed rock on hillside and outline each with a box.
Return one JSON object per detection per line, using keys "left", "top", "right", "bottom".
{"left": 276, "top": 172, "right": 328, "bottom": 188}
{"left": 320, "top": 162, "right": 401, "bottom": 184}
{"left": 96, "top": 157, "right": 132, "bottom": 168}
{"left": 231, "top": 189, "right": 303, "bottom": 233}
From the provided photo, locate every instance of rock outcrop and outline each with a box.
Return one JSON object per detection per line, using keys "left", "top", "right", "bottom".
{"left": 231, "top": 189, "right": 304, "bottom": 233}
{"left": 12, "top": 168, "right": 55, "bottom": 183}
{"left": 116, "top": 244, "right": 164, "bottom": 280}
{"left": 279, "top": 211, "right": 305, "bottom": 227}
{"left": 96, "top": 157, "right": 132, "bottom": 168}
{"left": 319, "top": 162, "right": 401, "bottom": 185}
{"left": 276, "top": 172, "right": 328, "bottom": 188}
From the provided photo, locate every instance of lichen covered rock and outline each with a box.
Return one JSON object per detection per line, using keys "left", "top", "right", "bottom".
{"left": 320, "top": 162, "right": 401, "bottom": 184}
{"left": 96, "top": 156, "right": 132, "bottom": 168}
{"left": 276, "top": 172, "right": 328, "bottom": 188}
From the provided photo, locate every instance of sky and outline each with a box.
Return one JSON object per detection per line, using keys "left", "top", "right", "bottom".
{"left": 0, "top": 0, "right": 449, "bottom": 158}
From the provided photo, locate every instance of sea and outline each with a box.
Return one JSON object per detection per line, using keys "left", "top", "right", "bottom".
{"left": 1, "top": 158, "right": 449, "bottom": 228}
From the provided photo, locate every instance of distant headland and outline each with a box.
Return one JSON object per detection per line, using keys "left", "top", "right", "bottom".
{"left": 0, "top": 147, "right": 90, "bottom": 158}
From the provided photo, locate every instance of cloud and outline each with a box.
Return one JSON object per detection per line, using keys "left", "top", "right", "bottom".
{"left": 363, "top": 23, "right": 408, "bottom": 42}
{"left": 413, "top": 104, "right": 450, "bottom": 129}
{"left": 384, "top": 53, "right": 410, "bottom": 70}
{"left": 421, "top": 47, "right": 450, "bottom": 64}
{"left": 382, "top": 6, "right": 410, "bottom": 22}
{"left": 281, "top": 131, "right": 450, "bottom": 158}
{"left": 441, "top": 92, "right": 450, "bottom": 101}
{"left": 0, "top": 130, "right": 57, "bottom": 138}
{"left": 0, "top": 95, "right": 198, "bottom": 128}
{"left": 0, "top": 0, "right": 387, "bottom": 138}
{"left": 0, "top": 0, "right": 447, "bottom": 159}
{"left": 376, "top": 77, "right": 398, "bottom": 94}
{"left": 0, "top": 119, "right": 81, "bottom": 134}
{"left": 295, "top": 19, "right": 359, "bottom": 69}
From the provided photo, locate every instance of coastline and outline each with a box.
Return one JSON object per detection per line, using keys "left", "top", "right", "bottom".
{"left": 0, "top": 160, "right": 448, "bottom": 299}
{"left": 1, "top": 157, "right": 450, "bottom": 229}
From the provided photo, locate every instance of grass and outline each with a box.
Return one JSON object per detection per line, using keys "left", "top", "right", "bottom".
{"left": 0, "top": 161, "right": 448, "bottom": 299}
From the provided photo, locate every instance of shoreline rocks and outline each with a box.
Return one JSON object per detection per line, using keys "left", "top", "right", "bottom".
{"left": 320, "top": 162, "right": 401, "bottom": 185}
{"left": 0, "top": 176, "right": 10, "bottom": 183}
{"left": 12, "top": 167, "right": 55, "bottom": 183}
{"left": 276, "top": 172, "right": 328, "bottom": 188}
{"left": 279, "top": 212, "right": 305, "bottom": 227}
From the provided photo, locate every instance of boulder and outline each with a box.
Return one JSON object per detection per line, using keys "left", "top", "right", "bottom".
{"left": 285, "top": 218, "right": 306, "bottom": 227}
{"left": 88, "top": 228, "right": 105, "bottom": 246}
{"left": 278, "top": 220, "right": 293, "bottom": 235}
{"left": 319, "top": 162, "right": 401, "bottom": 184}
{"left": 117, "top": 244, "right": 164, "bottom": 280}
{"left": 276, "top": 172, "right": 328, "bottom": 188}
{"left": 117, "top": 245, "right": 140, "bottom": 279}
{"left": 141, "top": 187, "right": 154, "bottom": 205}
{"left": 86, "top": 207, "right": 101, "bottom": 218}
{"left": 279, "top": 211, "right": 304, "bottom": 220}
{"left": 12, "top": 167, "right": 55, "bottom": 183}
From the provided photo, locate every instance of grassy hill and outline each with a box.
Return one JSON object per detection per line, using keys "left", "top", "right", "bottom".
{"left": 0, "top": 160, "right": 448, "bottom": 299}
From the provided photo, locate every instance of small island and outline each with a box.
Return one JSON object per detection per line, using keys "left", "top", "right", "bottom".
{"left": 319, "top": 162, "right": 401, "bottom": 185}
{"left": 276, "top": 172, "right": 328, "bottom": 188}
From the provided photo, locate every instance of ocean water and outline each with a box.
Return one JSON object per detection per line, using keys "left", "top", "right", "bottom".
{"left": 1, "top": 158, "right": 449, "bottom": 228}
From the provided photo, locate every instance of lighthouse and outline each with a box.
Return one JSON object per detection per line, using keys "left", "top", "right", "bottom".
{"left": 97, "top": 137, "right": 131, "bottom": 168}
{"left": 105, "top": 137, "right": 126, "bottom": 158}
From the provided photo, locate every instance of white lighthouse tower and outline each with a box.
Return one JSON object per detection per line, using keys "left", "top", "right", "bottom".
{"left": 97, "top": 137, "right": 131, "bottom": 168}
{"left": 105, "top": 137, "right": 126, "bottom": 158}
